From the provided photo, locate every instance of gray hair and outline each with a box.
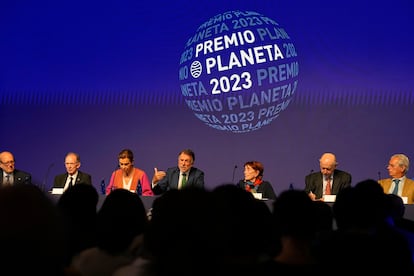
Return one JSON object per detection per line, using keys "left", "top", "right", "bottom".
{"left": 392, "top": 153, "right": 410, "bottom": 173}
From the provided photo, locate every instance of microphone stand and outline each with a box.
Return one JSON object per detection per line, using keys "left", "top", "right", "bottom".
{"left": 232, "top": 165, "right": 238, "bottom": 183}
{"left": 42, "top": 163, "right": 55, "bottom": 192}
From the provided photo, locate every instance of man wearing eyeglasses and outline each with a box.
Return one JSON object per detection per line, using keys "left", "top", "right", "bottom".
{"left": 378, "top": 153, "right": 414, "bottom": 204}
{"left": 52, "top": 152, "right": 92, "bottom": 192}
{"left": 0, "top": 151, "right": 32, "bottom": 187}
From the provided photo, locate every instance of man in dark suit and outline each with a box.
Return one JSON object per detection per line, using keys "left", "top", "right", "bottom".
{"left": 0, "top": 151, "right": 32, "bottom": 187}
{"left": 52, "top": 152, "right": 92, "bottom": 192}
{"left": 151, "top": 149, "right": 204, "bottom": 195}
{"left": 305, "top": 152, "right": 352, "bottom": 201}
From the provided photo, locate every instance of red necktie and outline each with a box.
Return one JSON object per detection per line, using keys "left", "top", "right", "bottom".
{"left": 325, "top": 178, "right": 331, "bottom": 195}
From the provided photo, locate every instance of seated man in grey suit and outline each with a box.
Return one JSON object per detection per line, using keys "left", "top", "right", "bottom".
{"left": 52, "top": 152, "right": 92, "bottom": 192}
{"left": 305, "top": 152, "right": 352, "bottom": 201}
{"left": 0, "top": 151, "right": 31, "bottom": 187}
{"left": 151, "top": 149, "right": 204, "bottom": 195}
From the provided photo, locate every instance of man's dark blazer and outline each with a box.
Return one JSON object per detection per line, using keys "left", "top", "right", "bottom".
{"left": 304, "top": 169, "right": 352, "bottom": 199}
{"left": 152, "top": 166, "right": 205, "bottom": 195}
{"left": 0, "top": 169, "right": 32, "bottom": 187}
{"left": 52, "top": 171, "right": 92, "bottom": 188}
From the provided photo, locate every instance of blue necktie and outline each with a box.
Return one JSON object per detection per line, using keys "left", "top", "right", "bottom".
{"left": 392, "top": 179, "right": 400, "bottom": 195}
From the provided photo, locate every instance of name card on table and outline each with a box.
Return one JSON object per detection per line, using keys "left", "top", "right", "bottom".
{"left": 252, "top": 192, "right": 262, "bottom": 200}
{"left": 323, "top": 195, "right": 336, "bottom": 202}
{"left": 51, "top": 188, "right": 64, "bottom": 195}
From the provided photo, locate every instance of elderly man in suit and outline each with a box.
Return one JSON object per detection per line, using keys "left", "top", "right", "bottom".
{"left": 0, "top": 151, "right": 32, "bottom": 187}
{"left": 305, "top": 152, "right": 352, "bottom": 201}
{"left": 151, "top": 149, "right": 204, "bottom": 195}
{"left": 379, "top": 153, "right": 414, "bottom": 204}
{"left": 52, "top": 152, "right": 92, "bottom": 192}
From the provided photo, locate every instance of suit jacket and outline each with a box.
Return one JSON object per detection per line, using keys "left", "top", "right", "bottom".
{"left": 152, "top": 166, "right": 205, "bottom": 195}
{"left": 53, "top": 171, "right": 92, "bottom": 188}
{"left": 305, "top": 169, "right": 352, "bottom": 200}
{"left": 0, "top": 169, "right": 32, "bottom": 187}
{"left": 378, "top": 177, "right": 414, "bottom": 204}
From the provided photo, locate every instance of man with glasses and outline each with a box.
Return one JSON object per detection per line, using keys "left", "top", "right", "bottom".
{"left": 378, "top": 153, "right": 414, "bottom": 204}
{"left": 52, "top": 152, "right": 92, "bottom": 192}
{"left": 0, "top": 151, "right": 32, "bottom": 187}
{"left": 305, "top": 152, "right": 352, "bottom": 201}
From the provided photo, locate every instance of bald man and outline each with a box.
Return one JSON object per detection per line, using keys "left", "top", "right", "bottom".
{"left": 305, "top": 152, "right": 352, "bottom": 201}
{"left": 0, "top": 151, "right": 32, "bottom": 187}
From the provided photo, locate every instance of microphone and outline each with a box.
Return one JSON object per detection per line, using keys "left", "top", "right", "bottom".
{"left": 232, "top": 165, "right": 238, "bottom": 183}
{"left": 378, "top": 171, "right": 381, "bottom": 181}
{"left": 100, "top": 179, "right": 106, "bottom": 195}
{"left": 136, "top": 179, "right": 142, "bottom": 195}
{"left": 289, "top": 183, "right": 294, "bottom": 190}
{"left": 108, "top": 163, "right": 119, "bottom": 193}
{"left": 42, "top": 162, "right": 55, "bottom": 192}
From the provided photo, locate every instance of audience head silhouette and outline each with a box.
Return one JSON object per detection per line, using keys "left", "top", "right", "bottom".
{"left": 0, "top": 185, "right": 66, "bottom": 275}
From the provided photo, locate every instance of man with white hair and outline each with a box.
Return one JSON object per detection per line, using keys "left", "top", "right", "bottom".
{"left": 379, "top": 153, "right": 414, "bottom": 204}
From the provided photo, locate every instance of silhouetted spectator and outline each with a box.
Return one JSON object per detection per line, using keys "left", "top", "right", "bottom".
{"left": 57, "top": 183, "right": 99, "bottom": 266}
{"left": 264, "top": 189, "right": 321, "bottom": 274}
{"left": 72, "top": 188, "right": 148, "bottom": 276}
{"left": 385, "top": 193, "right": 414, "bottom": 262}
{"left": 138, "top": 188, "right": 217, "bottom": 276}
{"left": 320, "top": 179, "right": 414, "bottom": 273}
{"left": 0, "top": 185, "right": 66, "bottom": 275}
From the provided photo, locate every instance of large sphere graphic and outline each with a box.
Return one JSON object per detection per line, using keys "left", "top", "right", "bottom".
{"left": 178, "top": 10, "right": 299, "bottom": 133}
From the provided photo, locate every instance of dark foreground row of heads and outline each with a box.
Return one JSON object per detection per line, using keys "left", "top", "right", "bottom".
{"left": 1, "top": 178, "right": 414, "bottom": 275}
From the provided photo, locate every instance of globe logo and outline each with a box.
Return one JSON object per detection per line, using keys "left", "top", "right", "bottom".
{"left": 190, "top": 61, "right": 203, "bottom": 78}
{"left": 178, "top": 10, "right": 299, "bottom": 133}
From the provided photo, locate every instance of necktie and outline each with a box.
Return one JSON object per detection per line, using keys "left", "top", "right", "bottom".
{"left": 180, "top": 173, "right": 187, "bottom": 189}
{"left": 325, "top": 178, "right": 331, "bottom": 195}
{"left": 4, "top": 175, "right": 10, "bottom": 186}
{"left": 392, "top": 179, "right": 400, "bottom": 195}
{"left": 69, "top": 176, "right": 74, "bottom": 188}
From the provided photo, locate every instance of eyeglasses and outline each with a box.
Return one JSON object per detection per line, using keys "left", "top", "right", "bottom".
{"left": 0, "top": 161, "right": 15, "bottom": 165}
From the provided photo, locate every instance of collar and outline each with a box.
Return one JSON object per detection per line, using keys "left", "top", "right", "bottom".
{"left": 68, "top": 171, "right": 79, "bottom": 180}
